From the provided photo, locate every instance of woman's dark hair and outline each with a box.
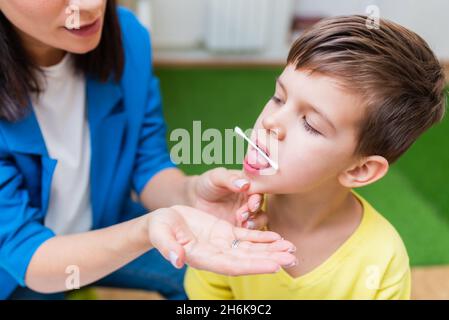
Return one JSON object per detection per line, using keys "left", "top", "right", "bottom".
{"left": 0, "top": 0, "right": 124, "bottom": 122}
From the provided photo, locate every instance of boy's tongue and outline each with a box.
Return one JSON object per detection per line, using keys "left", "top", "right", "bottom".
{"left": 247, "top": 148, "right": 270, "bottom": 169}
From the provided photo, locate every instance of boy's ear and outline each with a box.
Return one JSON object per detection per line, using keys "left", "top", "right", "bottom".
{"left": 338, "top": 155, "right": 389, "bottom": 188}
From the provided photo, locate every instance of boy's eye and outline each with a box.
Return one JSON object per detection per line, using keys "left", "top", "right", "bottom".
{"left": 271, "top": 96, "right": 283, "bottom": 105}
{"left": 302, "top": 117, "right": 321, "bottom": 136}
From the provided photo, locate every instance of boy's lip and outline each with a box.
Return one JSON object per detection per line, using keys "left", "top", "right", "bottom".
{"left": 243, "top": 156, "right": 260, "bottom": 174}
{"left": 243, "top": 139, "right": 273, "bottom": 174}
{"left": 254, "top": 138, "right": 270, "bottom": 157}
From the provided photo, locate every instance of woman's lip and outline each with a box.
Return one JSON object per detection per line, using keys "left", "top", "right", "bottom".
{"left": 65, "top": 18, "right": 101, "bottom": 37}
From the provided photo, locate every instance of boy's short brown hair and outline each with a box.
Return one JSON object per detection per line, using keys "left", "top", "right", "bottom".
{"left": 287, "top": 15, "right": 446, "bottom": 163}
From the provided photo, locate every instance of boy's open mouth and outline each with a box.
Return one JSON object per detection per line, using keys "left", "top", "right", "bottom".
{"left": 243, "top": 139, "right": 272, "bottom": 173}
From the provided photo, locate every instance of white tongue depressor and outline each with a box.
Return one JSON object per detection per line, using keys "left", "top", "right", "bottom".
{"left": 234, "top": 126, "right": 279, "bottom": 171}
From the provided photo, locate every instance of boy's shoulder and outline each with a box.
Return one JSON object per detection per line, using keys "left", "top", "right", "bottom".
{"left": 353, "top": 191, "right": 410, "bottom": 268}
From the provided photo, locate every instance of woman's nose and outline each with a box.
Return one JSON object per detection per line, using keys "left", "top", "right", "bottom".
{"left": 262, "top": 111, "right": 286, "bottom": 141}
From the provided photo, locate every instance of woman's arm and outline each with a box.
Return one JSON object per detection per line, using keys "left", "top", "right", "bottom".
{"left": 25, "top": 206, "right": 296, "bottom": 294}
{"left": 25, "top": 214, "right": 151, "bottom": 293}
{"left": 139, "top": 167, "right": 197, "bottom": 210}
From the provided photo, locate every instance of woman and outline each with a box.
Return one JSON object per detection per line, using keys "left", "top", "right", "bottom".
{"left": 0, "top": 0, "right": 296, "bottom": 299}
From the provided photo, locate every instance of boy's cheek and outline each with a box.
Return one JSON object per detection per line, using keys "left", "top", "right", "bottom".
{"left": 245, "top": 158, "right": 336, "bottom": 194}
{"left": 282, "top": 149, "right": 343, "bottom": 183}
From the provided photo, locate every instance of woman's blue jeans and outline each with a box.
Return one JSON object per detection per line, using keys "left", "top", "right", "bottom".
{"left": 8, "top": 249, "right": 187, "bottom": 300}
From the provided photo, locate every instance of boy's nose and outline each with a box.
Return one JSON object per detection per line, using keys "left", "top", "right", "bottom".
{"left": 262, "top": 113, "right": 286, "bottom": 141}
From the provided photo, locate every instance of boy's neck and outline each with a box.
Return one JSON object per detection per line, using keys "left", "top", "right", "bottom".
{"left": 267, "top": 185, "right": 361, "bottom": 234}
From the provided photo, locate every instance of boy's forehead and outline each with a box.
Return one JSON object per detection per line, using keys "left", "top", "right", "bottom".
{"left": 279, "top": 65, "right": 365, "bottom": 129}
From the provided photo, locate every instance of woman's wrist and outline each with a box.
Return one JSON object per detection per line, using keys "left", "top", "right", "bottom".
{"left": 125, "top": 214, "right": 154, "bottom": 254}
{"left": 140, "top": 169, "right": 199, "bottom": 210}
{"left": 183, "top": 175, "right": 199, "bottom": 207}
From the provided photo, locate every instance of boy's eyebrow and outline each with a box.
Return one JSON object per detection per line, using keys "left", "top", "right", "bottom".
{"left": 276, "top": 77, "right": 337, "bottom": 133}
{"left": 275, "top": 77, "right": 286, "bottom": 93}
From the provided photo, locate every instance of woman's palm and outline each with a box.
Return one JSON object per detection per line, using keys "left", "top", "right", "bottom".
{"left": 149, "top": 205, "right": 295, "bottom": 276}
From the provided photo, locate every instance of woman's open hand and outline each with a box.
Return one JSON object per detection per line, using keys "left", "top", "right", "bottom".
{"left": 148, "top": 205, "right": 297, "bottom": 275}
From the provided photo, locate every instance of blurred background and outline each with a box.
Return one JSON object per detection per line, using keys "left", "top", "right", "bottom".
{"left": 113, "top": 0, "right": 449, "bottom": 300}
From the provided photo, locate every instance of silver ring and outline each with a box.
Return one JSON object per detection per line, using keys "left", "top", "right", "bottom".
{"left": 231, "top": 239, "right": 240, "bottom": 249}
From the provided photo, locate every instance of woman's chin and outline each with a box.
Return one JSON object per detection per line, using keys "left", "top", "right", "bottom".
{"left": 63, "top": 38, "right": 101, "bottom": 54}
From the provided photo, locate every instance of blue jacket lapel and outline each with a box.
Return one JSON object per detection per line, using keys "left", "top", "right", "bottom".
{"left": 86, "top": 76, "right": 126, "bottom": 228}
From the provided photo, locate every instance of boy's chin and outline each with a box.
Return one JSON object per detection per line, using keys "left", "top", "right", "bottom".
{"left": 244, "top": 174, "right": 277, "bottom": 195}
{"left": 244, "top": 172, "right": 314, "bottom": 195}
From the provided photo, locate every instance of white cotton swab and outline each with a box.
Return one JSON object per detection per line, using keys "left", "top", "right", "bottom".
{"left": 234, "top": 126, "right": 279, "bottom": 171}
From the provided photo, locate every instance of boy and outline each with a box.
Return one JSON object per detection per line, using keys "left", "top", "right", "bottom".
{"left": 184, "top": 15, "right": 446, "bottom": 299}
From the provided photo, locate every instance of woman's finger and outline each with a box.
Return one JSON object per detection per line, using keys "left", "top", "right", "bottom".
{"left": 243, "top": 211, "right": 268, "bottom": 230}
{"left": 191, "top": 252, "right": 281, "bottom": 276}
{"left": 235, "top": 204, "right": 250, "bottom": 227}
{"left": 235, "top": 197, "right": 265, "bottom": 227}
{"left": 227, "top": 169, "right": 251, "bottom": 192}
{"left": 247, "top": 193, "right": 263, "bottom": 212}
{"left": 236, "top": 239, "right": 296, "bottom": 253}
{"left": 209, "top": 168, "right": 250, "bottom": 192}
{"left": 233, "top": 227, "right": 282, "bottom": 243}
{"left": 205, "top": 253, "right": 296, "bottom": 276}
{"left": 230, "top": 248, "right": 297, "bottom": 267}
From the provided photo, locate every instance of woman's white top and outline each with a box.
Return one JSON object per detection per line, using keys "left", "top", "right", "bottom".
{"left": 31, "top": 54, "right": 92, "bottom": 235}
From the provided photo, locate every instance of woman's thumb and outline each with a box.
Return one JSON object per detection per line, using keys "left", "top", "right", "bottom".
{"left": 168, "top": 249, "right": 185, "bottom": 269}
{"left": 150, "top": 216, "right": 186, "bottom": 269}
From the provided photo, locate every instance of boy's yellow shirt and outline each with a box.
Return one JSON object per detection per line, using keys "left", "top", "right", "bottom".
{"left": 184, "top": 191, "right": 411, "bottom": 300}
